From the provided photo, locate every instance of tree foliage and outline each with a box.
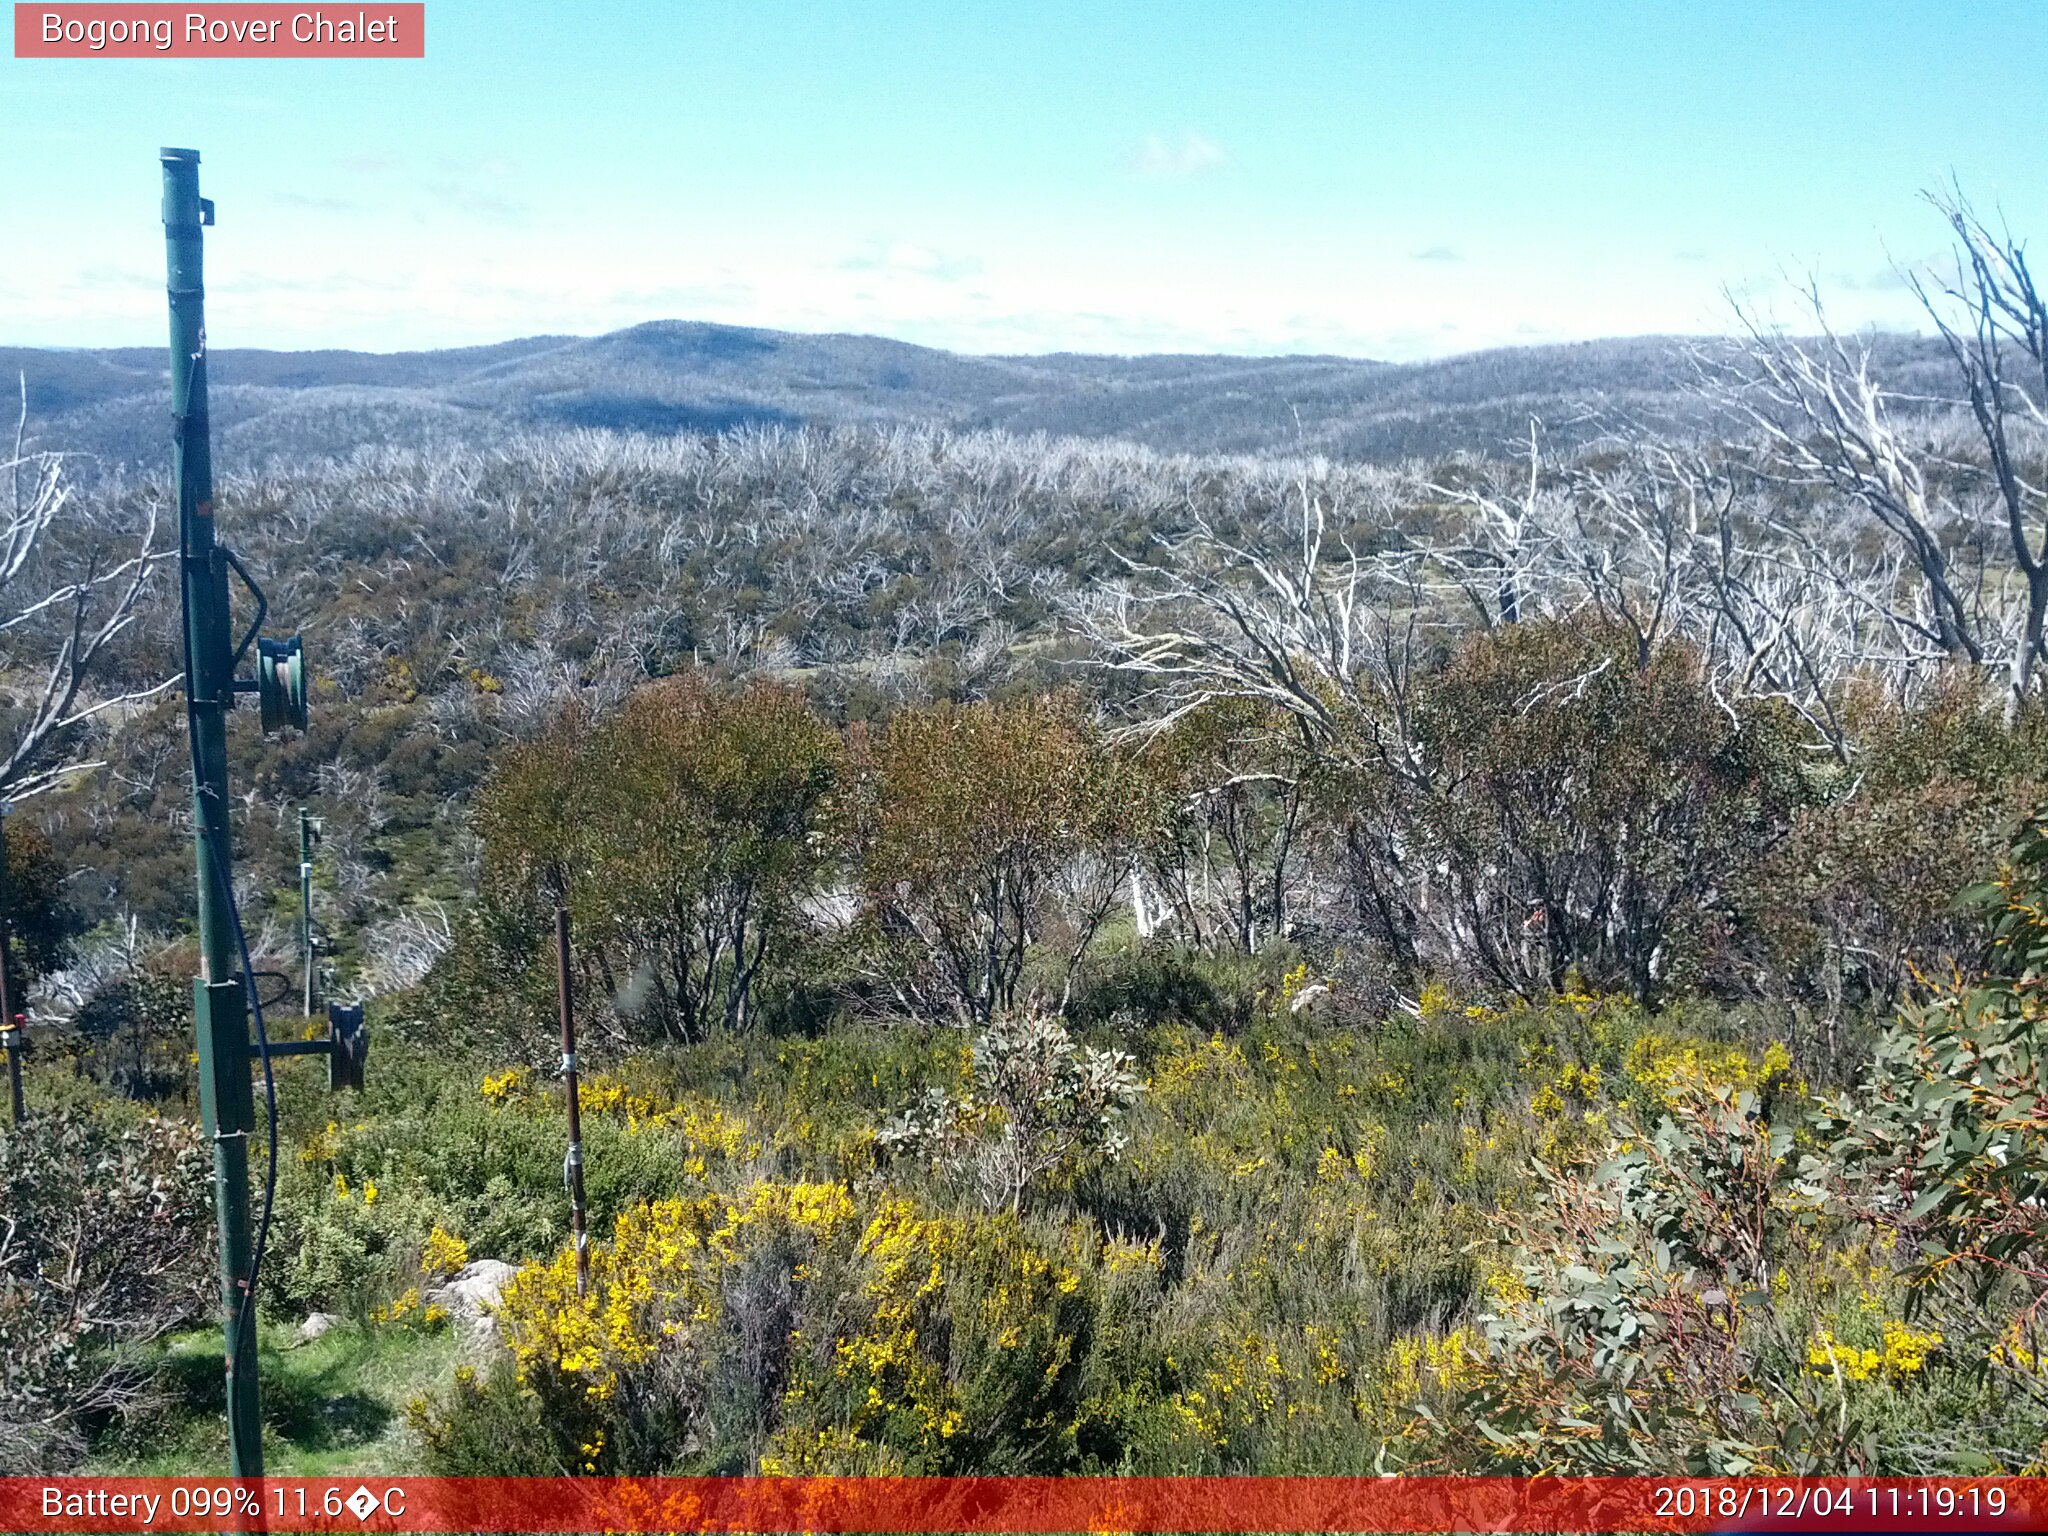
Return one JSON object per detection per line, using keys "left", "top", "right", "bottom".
{"left": 478, "top": 674, "right": 839, "bottom": 1042}
{"left": 843, "top": 694, "right": 1141, "bottom": 1022}
{"left": 1405, "top": 620, "right": 1811, "bottom": 1003}
{"left": 1816, "top": 810, "right": 2048, "bottom": 1353}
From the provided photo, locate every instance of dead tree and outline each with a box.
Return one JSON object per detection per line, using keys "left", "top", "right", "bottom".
{"left": 0, "top": 382, "right": 170, "bottom": 798}
{"left": 1709, "top": 293, "right": 1990, "bottom": 675}
{"left": 1910, "top": 185, "right": 2048, "bottom": 713}
{"left": 1709, "top": 188, "right": 2048, "bottom": 722}
{"left": 1421, "top": 418, "right": 1558, "bottom": 629}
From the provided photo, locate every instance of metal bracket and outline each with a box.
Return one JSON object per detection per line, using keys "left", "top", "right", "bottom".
{"left": 220, "top": 545, "right": 268, "bottom": 671}
{"left": 257, "top": 635, "right": 309, "bottom": 733}
{"left": 245, "top": 1003, "right": 366, "bottom": 1090}
{"left": 328, "top": 1003, "right": 367, "bottom": 1092}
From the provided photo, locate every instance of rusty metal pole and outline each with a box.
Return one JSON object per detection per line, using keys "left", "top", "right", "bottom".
{"left": 554, "top": 904, "right": 590, "bottom": 1297}
{"left": 0, "top": 1025, "right": 19, "bottom": 1127}
{"left": 299, "top": 808, "right": 319, "bottom": 1017}
{"left": 0, "top": 804, "right": 20, "bottom": 1126}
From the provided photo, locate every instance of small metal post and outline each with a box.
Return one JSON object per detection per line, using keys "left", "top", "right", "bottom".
{"left": 554, "top": 904, "right": 590, "bottom": 1298}
{"left": 0, "top": 1024, "right": 20, "bottom": 1127}
{"left": 0, "top": 802, "right": 20, "bottom": 1126}
{"left": 299, "top": 807, "right": 318, "bottom": 1016}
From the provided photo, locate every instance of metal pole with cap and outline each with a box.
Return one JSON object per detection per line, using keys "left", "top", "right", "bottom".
{"left": 161, "top": 146, "right": 317, "bottom": 1480}
{"left": 163, "top": 145, "right": 267, "bottom": 1478}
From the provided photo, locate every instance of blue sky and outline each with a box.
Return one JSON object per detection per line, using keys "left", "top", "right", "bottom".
{"left": 5, "top": 0, "right": 2044, "bottom": 358}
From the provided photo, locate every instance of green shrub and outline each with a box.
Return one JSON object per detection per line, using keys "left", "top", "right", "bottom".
{"left": 0, "top": 1106, "right": 211, "bottom": 1469}
{"left": 880, "top": 1003, "right": 1141, "bottom": 1213}
{"left": 1406, "top": 620, "right": 1811, "bottom": 1004}
{"left": 1813, "top": 810, "right": 2048, "bottom": 1387}
{"left": 841, "top": 693, "right": 1145, "bottom": 1022}
{"left": 1746, "top": 679, "right": 2048, "bottom": 1061}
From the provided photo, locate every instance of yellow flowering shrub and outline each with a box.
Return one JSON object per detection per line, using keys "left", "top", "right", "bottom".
{"left": 1164, "top": 1329, "right": 1291, "bottom": 1448}
{"left": 422, "top": 1224, "right": 470, "bottom": 1280}
{"left": 299, "top": 1120, "right": 339, "bottom": 1165}
{"left": 1625, "top": 1032, "right": 1795, "bottom": 1108}
{"left": 1882, "top": 1320, "right": 1942, "bottom": 1375}
{"left": 480, "top": 1066, "right": 530, "bottom": 1103}
{"left": 499, "top": 1181, "right": 860, "bottom": 1396}
{"left": 1377, "top": 1327, "right": 1483, "bottom": 1410}
{"left": 484, "top": 1179, "right": 1097, "bottom": 1475}
{"left": 370, "top": 1286, "right": 449, "bottom": 1330}
{"left": 1808, "top": 1321, "right": 1942, "bottom": 1382}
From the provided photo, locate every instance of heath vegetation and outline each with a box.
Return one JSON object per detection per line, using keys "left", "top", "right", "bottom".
{"left": 5, "top": 188, "right": 2048, "bottom": 1477}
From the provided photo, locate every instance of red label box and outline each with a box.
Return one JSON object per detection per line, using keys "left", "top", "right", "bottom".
{"left": 14, "top": 4, "right": 424, "bottom": 57}
{"left": 0, "top": 1476, "right": 2043, "bottom": 1534}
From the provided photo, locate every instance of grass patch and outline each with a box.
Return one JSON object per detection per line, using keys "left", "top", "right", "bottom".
{"left": 93, "top": 1320, "right": 461, "bottom": 1475}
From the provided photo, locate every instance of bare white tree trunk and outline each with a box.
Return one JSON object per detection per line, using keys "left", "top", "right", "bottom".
{"left": 1, "top": 379, "right": 172, "bottom": 798}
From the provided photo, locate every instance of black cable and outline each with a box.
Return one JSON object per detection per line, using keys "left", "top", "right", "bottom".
{"left": 205, "top": 823, "right": 279, "bottom": 1347}
{"left": 172, "top": 348, "right": 279, "bottom": 1355}
{"left": 249, "top": 969, "right": 296, "bottom": 1011}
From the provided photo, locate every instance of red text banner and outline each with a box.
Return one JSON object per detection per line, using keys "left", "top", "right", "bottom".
{"left": 1, "top": 1476, "right": 2043, "bottom": 1533}
{"left": 14, "top": 5, "right": 424, "bottom": 58}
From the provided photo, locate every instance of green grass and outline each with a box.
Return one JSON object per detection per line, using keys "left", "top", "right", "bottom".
{"left": 93, "top": 1320, "right": 461, "bottom": 1476}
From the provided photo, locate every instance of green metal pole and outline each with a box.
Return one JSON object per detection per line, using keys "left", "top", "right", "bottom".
{"left": 163, "top": 146, "right": 263, "bottom": 1478}
{"left": 299, "top": 808, "right": 316, "bottom": 1017}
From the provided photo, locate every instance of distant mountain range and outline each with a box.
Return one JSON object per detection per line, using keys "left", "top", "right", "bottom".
{"left": 0, "top": 320, "right": 1949, "bottom": 470}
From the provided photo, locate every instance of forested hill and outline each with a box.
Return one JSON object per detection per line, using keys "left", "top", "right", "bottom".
{"left": 4, "top": 322, "right": 1932, "bottom": 468}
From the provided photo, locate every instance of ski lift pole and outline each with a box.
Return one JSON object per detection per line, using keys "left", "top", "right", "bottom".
{"left": 554, "top": 903, "right": 591, "bottom": 1297}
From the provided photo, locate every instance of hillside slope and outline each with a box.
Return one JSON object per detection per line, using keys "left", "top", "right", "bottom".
{"left": 0, "top": 322, "right": 1718, "bottom": 468}
{"left": 1, "top": 322, "right": 1947, "bottom": 468}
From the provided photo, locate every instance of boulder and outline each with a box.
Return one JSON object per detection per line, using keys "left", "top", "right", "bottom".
{"left": 424, "top": 1258, "right": 520, "bottom": 1361}
{"left": 296, "top": 1311, "right": 342, "bottom": 1345}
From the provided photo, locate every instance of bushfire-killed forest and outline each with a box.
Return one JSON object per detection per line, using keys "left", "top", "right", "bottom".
{"left": 5, "top": 186, "right": 2048, "bottom": 1483}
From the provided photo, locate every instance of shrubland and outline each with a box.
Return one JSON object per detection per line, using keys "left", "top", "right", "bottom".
{"left": 7, "top": 189, "right": 2048, "bottom": 1474}
{"left": 11, "top": 646, "right": 2042, "bottom": 1474}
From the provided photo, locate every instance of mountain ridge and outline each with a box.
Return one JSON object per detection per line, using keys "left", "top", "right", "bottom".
{"left": 0, "top": 319, "right": 1941, "bottom": 468}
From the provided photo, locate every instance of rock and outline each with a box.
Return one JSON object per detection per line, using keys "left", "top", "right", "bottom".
{"left": 424, "top": 1257, "right": 519, "bottom": 1319}
{"left": 296, "top": 1311, "right": 342, "bottom": 1345}
{"left": 1288, "top": 981, "right": 1333, "bottom": 1018}
{"left": 424, "top": 1258, "right": 520, "bottom": 1362}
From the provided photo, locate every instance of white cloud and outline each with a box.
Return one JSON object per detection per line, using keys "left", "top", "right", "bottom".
{"left": 1, "top": 201, "right": 1945, "bottom": 362}
{"left": 1133, "top": 131, "right": 1229, "bottom": 178}
{"left": 837, "top": 240, "right": 983, "bottom": 282}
